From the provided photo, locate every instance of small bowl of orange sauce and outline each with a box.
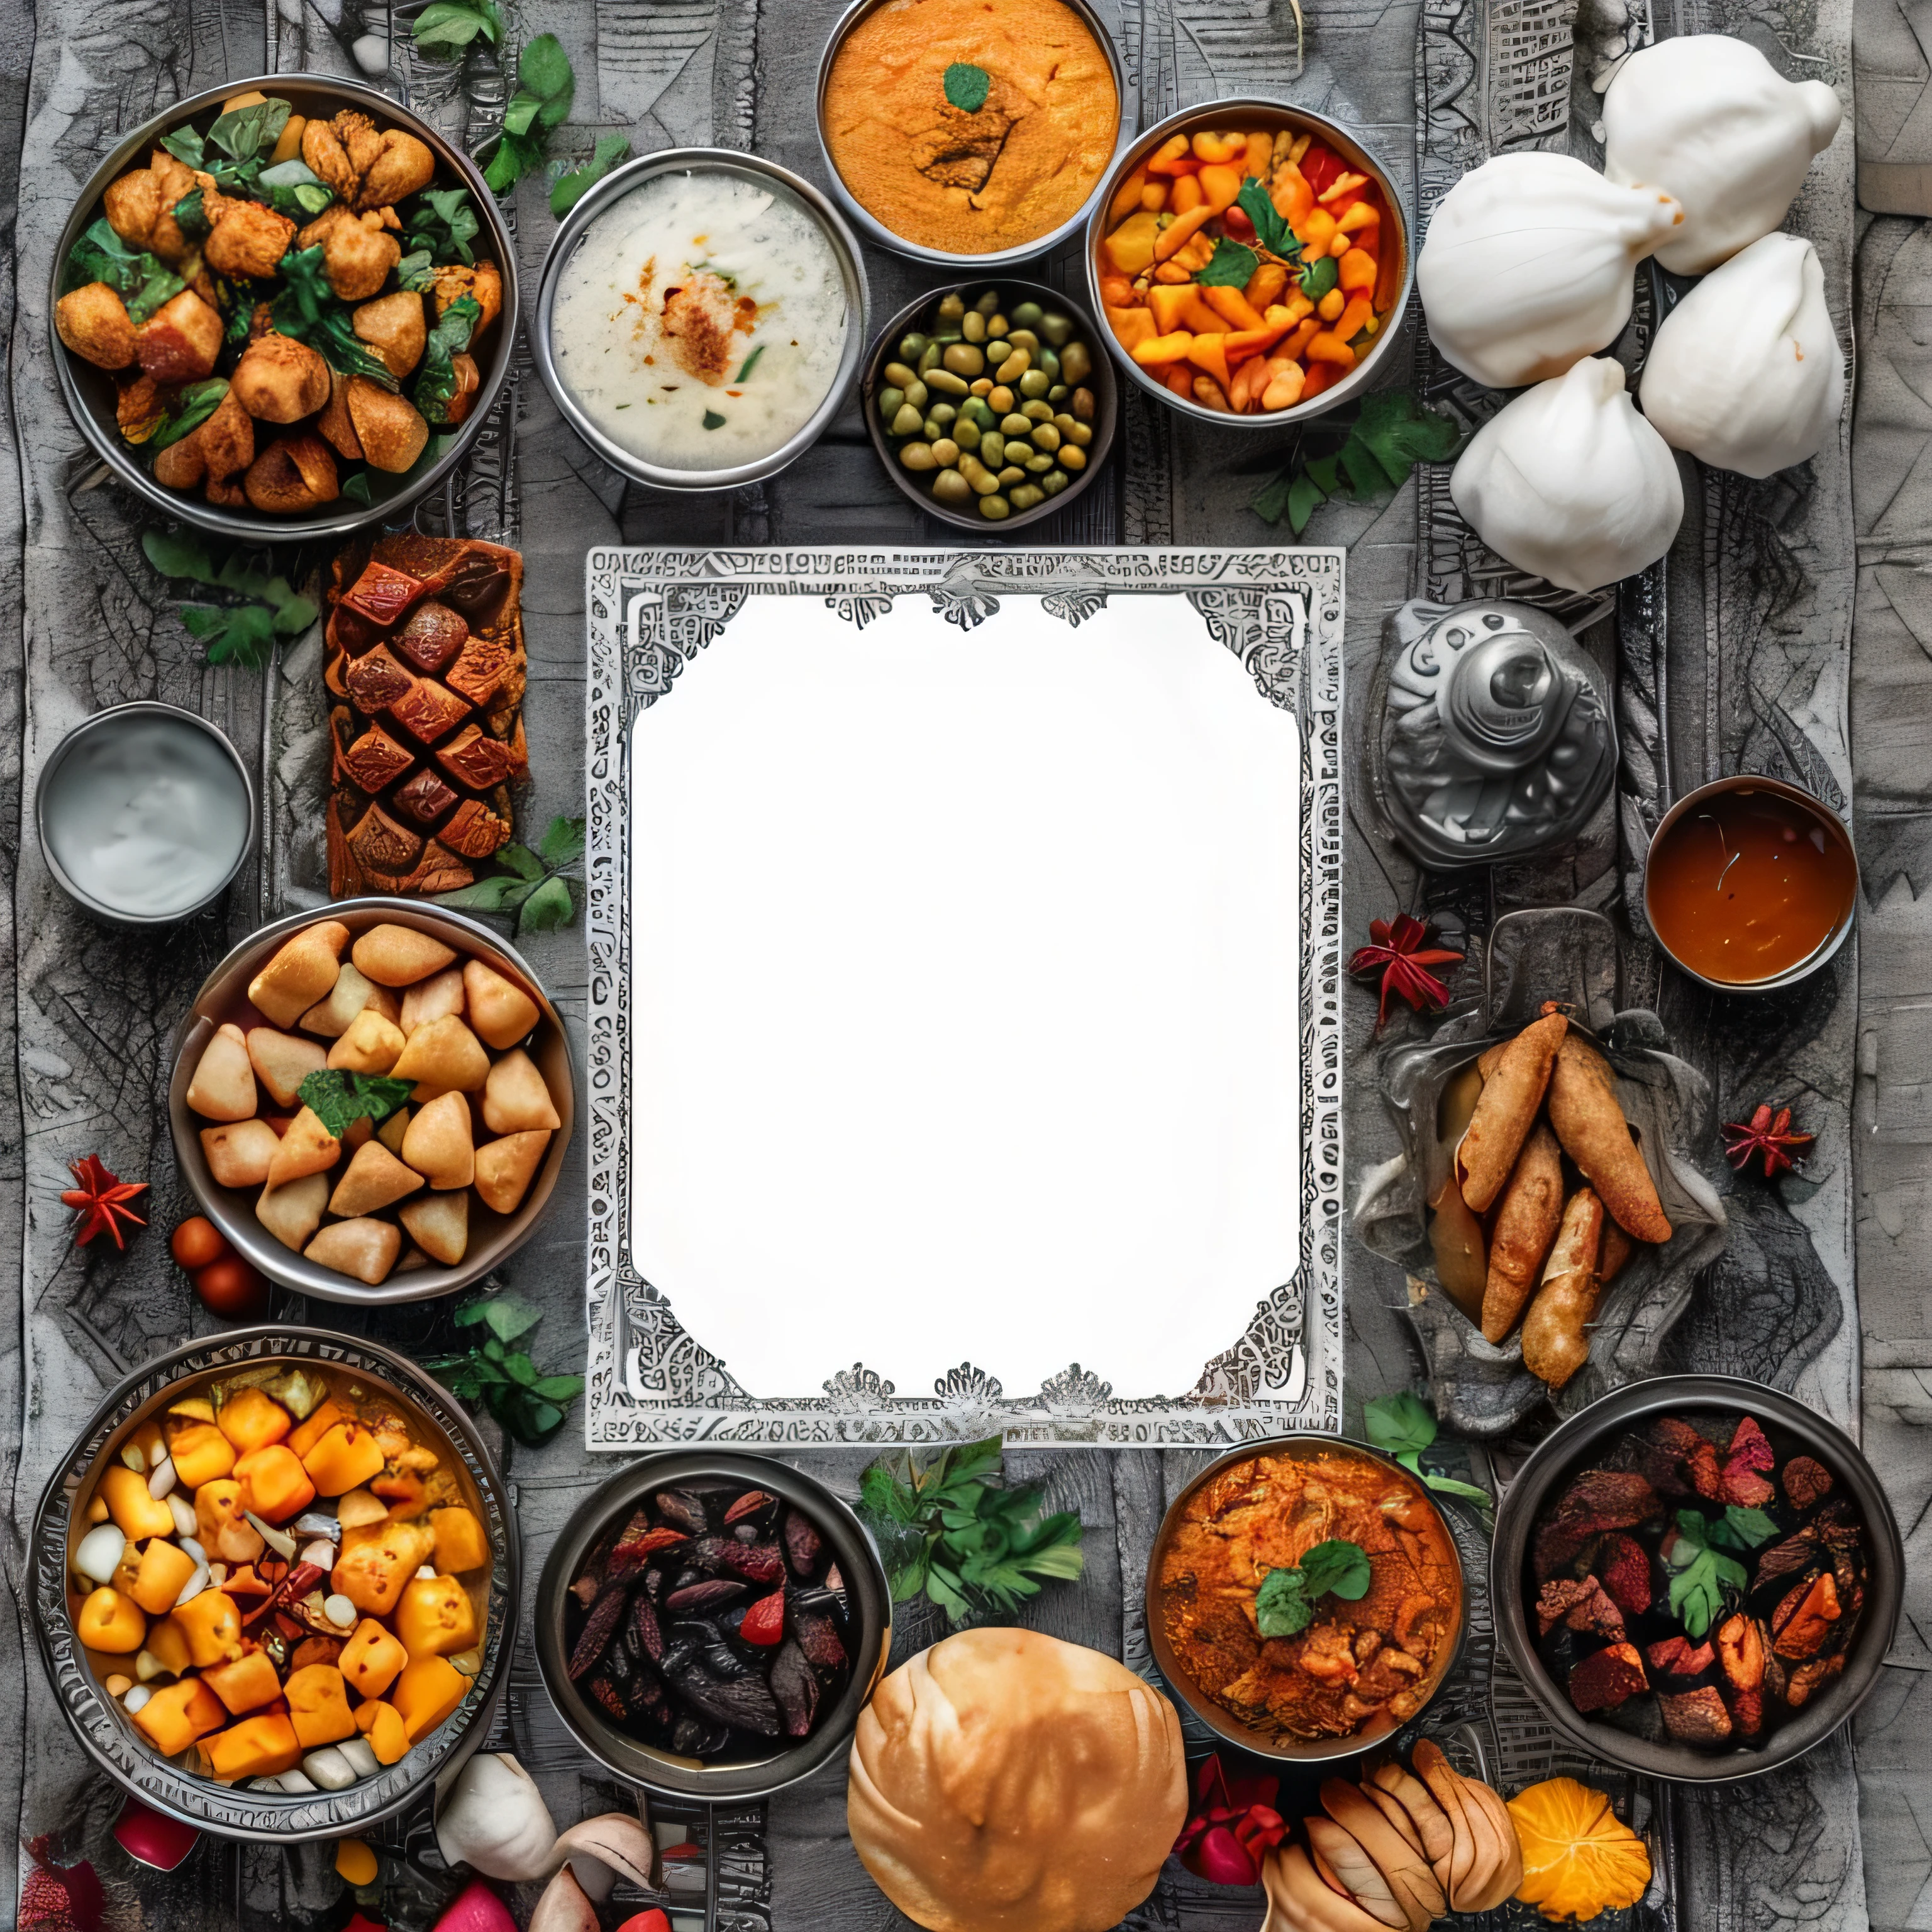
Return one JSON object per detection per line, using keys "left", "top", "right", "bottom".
{"left": 1644, "top": 775, "right": 1858, "bottom": 993}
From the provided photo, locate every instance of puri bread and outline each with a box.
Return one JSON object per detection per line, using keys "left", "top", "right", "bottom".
{"left": 847, "top": 1628, "right": 1187, "bottom": 1932}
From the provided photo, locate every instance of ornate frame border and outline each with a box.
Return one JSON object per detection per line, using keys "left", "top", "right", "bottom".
{"left": 583, "top": 548, "right": 1345, "bottom": 1445}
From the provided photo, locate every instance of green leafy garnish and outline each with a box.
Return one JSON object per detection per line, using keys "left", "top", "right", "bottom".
{"left": 1709, "top": 1505, "right": 1780, "bottom": 1552}
{"left": 1362, "top": 1390, "right": 1494, "bottom": 1505}
{"left": 396, "top": 249, "right": 438, "bottom": 293}
{"left": 411, "top": 0, "right": 503, "bottom": 55}
{"left": 65, "top": 219, "right": 183, "bottom": 324}
{"left": 1299, "top": 255, "right": 1339, "bottom": 301}
{"left": 435, "top": 815, "right": 584, "bottom": 938}
{"left": 172, "top": 186, "right": 211, "bottom": 244}
{"left": 701, "top": 409, "right": 726, "bottom": 430}
{"left": 257, "top": 158, "right": 335, "bottom": 220}
{"left": 1235, "top": 179, "right": 1299, "bottom": 261}
{"left": 1665, "top": 1510, "right": 1750, "bottom": 1639}
{"left": 209, "top": 97, "right": 290, "bottom": 168}
{"left": 414, "top": 294, "right": 483, "bottom": 425}
{"left": 148, "top": 379, "right": 229, "bottom": 453}
{"left": 1251, "top": 391, "right": 1464, "bottom": 536}
{"left": 402, "top": 187, "right": 480, "bottom": 268}
{"left": 1196, "top": 236, "right": 1261, "bottom": 289}
{"left": 943, "top": 62, "right": 992, "bottom": 113}
{"left": 857, "top": 1436, "right": 1085, "bottom": 1624}
{"left": 1254, "top": 1539, "right": 1371, "bottom": 1637}
{"left": 426, "top": 1297, "right": 585, "bottom": 1445}
{"left": 551, "top": 132, "right": 632, "bottom": 216}
{"left": 296, "top": 1070, "right": 413, "bottom": 1140}
{"left": 160, "top": 125, "right": 206, "bottom": 170}
{"left": 480, "top": 35, "right": 575, "bottom": 192}
{"left": 142, "top": 526, "right": 318, "bottom": 671}
{"left": 270, "top": 245, "right": 397, "bottom": 387}
{"left": 734, "top": 345, "right": 765, "bottom": 383}
{"left": 1255, "top": 1565, "right": 1316, "bottom": 1637}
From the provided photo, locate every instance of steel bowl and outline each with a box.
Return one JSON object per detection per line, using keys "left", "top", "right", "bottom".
{"left": 35, "top": 701, "right": 255, "bottom": 926}
{"left": 535, "top": 1452, "right": 892, "bottom": 1800}
{"left": 1146, "top": 1435, "right": 1467, "bottom": 1764}
{"left": 1642, "top": 774, "right": 1860, "bottom": 994}
{"left": 860, "top": 277, "right": 1117, "bottom": 532}
{"left": 31, "top": 1326, "right": 518, "bottom": 1840}
{"left": 50, "top": 75, "right": 519, "bottom": 540}
{"left": 169, "top": 897, "right": 574, "bottom": 1305}
{"left": 1491, "top": 1375, "right": 1904, "bottom": 1783}
{"left": 532, "top": 148, "right": 869, "bottom": 493}
{"left": 1084, "top": 101, "right": 1413, "bottom": 428}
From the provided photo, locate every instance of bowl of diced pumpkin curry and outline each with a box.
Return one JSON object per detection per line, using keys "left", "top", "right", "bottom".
{"left": 1083, "top": 100, "right": 1411, "bottom": 425}
{"left": 33, "top": 1329, "right": 516, "bottom": 1838}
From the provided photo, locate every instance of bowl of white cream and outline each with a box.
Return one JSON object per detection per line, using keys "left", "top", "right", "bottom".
{"left": 36, "top": 702, "right": 254, "bottom": 924}
{"left": 534, "top": 148, "right": 869, "bottom": 490}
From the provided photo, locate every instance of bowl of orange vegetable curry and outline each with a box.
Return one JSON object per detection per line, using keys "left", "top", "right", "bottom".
{"left": 1085, "top": 102, "right": 1411, "bottom": 425}
{"left": 33, "top": 1328, "right": 515, "bottom": 1839}
{"left": 1147, "top": 1436, "right": 1464, "bottom": 1763}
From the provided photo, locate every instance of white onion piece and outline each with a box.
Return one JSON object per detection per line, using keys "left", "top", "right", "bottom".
{"left": 167, "top": 1494, "right": 198, "bottom": 1538}
{"left": 174, "top": 1564, "right": 210, "bottom": 1607}
{"left": 74, "top": 1524, "right": 126, "bottom": 1584}
{"left": 119, "top": 1444, "right": 146, "bottom": 1474}
{"left": 323, "top": 1594, "right": 358, "bottom": 1629}
{"left": 301, "top": 1540, "right": 336, "bottom": 1570}
{"left": 123, "top": 1684, "right": 152, "bottom": 1713}
{"left": 245, "top": 1512, "right": 297, "bottom": 1560}
{"left": 272, "top": 1770, "right": 319, "bottom": 1794}
{"left": 147, "top": 1455, "right": 176, "bottom": 1499}
{"left": 338, "top": 1738, "right": 381, "bottom": 1779}
{"left": 302, "top": 1748, "right": 357, "bottom": 1791}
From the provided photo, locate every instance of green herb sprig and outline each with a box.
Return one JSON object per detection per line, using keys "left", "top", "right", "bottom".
{"left": 142, "top": 526, "right": 318, "bottom": 671}
{"left": 1665, "top": 1509, "right": 1756, "bottom": 1638}
{"left": 480, "top": 35, "right": 575, "bottom": 193}
{"left": 857, "top": 1436, "right": 1085, "bottom": 1624}
{"left": 435, "top": 814, "right": 584, "bottom": 938}
{"left": 1362, "top": 1391, "right": 1493, "bottom": 1506}
{"left": 1254, "top": 1537, "right": 1372, "bottom": 1638}
{"left": 296, "top": 1070, "right": 413, "bottom": 1140}
{"left": 411, "top": 0, "right": 504, "bottom": 57}
{"left": 163, "top": 97, "right": 292, "bottom": 200}
{"left": 402, "top": 187, "right": 481, "bottom": 269}
{"left": 1250, "top": 391, "right": 1463, "bottom": 536}
{"left": 552, "top": 133, "right": 633, "bottom": 216}
{"left": 426, "top": 1296, "right": 586, "bottom": 1445}
{"left": 65, "top": 219, "right": 183, "bottom": 324}
{"left": 414, "top": 293, "right": 483, "bottom": 425}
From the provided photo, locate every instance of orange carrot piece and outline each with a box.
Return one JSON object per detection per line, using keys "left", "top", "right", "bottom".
{"left": 1106, "top": 165, "right": 1150, "bottom": 227}
{"left": 1305, "top": 331, "right": 1356, "bottom": 367}
{"left": 1131, "top": 330, "right": 1196, "bottom": 368}
{"left": 1107, "top": 305, "right": 1158, "bottom": 352}
{"left": 1243, "top": 131, "right": 1274, "bottom": 179}
{"left": 1201, "top": 284, "right": 1269, "bottom": 332}
{"left": 1152, "top": 204, "right": 1215, "bottom": 262}
{"left": 1185, "top": 333, "right": 1232, "bottom": 389}
{"left": 1338, "top": 248, "right": 1378, "bottom": 294}
{"left": 1302, "top": 358, "right": 1345, "bottom": 399}
{"left": 1171, "top": 173, "right": 1204, "bottom": 215}
{"left": 1270, "top": 167, "right": 1314, "bottom": 228}
{"left": 1198, "top": 164, "right": 1245, "bottom": 213}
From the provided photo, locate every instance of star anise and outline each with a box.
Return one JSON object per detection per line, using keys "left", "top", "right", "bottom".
{"left": 1722, "top": 1103, "right": 1814, "bottom": 1179}
{"left": 1348, "top": 913, "right": 1464, "bottom": 1031}
{"left": 60, "top": 1154, "right": 148, "bottom": 1250}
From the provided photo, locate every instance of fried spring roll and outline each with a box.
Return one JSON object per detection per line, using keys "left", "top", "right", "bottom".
{"left": 1428, "top": 1178, "right": 1487, "bottom": 1322}
{"left": 1480, "top": 1122, "right": 1565, "bottom": 1342}
{"left": 1523, "top": 1186, "right": 1605, "bottom": 1387}
{"left": 1546, "top": 1034, "right": 1673, "bottom": 1243}
{"left": 1456, "top": 1010, "right": 1568, "bottom": 1214}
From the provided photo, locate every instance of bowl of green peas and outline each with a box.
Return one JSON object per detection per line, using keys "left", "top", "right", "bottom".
{"left": 861, "top": 279, "right": 1117, "bottom": 531}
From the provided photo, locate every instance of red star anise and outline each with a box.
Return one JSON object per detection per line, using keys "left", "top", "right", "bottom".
{"left": 60, "top": 1153, "right": 148, "bottom": 1250}
{"left": 1722, "top": 1103, "right": 1814, "bottom": 1179}
{"left": 1348, "top": 913, "right": 1464, "bottom": 1031}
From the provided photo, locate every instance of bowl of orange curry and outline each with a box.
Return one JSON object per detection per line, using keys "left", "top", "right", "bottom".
{"left": 1147, "top": 1436, "right": 1464, "bottom": 1763}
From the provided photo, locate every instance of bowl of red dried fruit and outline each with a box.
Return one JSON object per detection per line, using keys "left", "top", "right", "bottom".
{"left": 535, "top": 1453, "right": 891, "bottom": 1799}
{"left": 1492, "top": 1375, "right": 1902, "bottom": 1782}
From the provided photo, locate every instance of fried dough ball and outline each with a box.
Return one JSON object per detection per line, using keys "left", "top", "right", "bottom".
{"left": 55, "top": 282, "right": 136, "bottom": 370}
{"left": 103, "top": 170, "right": 162, "bottom": 251}
{"left": 304, "top": 109, "right": 436, "bottom": 213}
{"left": 204, "top": 198, "right": 297, "bottom": 280}
{"left": 244, "top": 431, "right": 340, "bottom": 513}
{"left": 231, "top": 330, "right": 331, "bottom": 423}
{"left": 135, "top": 289, "right": 223, "bottom": 382}
{"left": 297, "top": 206, "right": 401, "bottom": 303}
{"left": 352, "top": 291, "right": 427, "bottom": 378}
{"left": 358, "top": 129, "right": 435, "bottom": 211}
{"left": 153, "top": 388, "right": 255, "bottom": 494}
{"left": 430, "top": 259, "right": 502, "bottom": 337}
{"left": 345, "top": 377, "right": 430, "bottom": 472}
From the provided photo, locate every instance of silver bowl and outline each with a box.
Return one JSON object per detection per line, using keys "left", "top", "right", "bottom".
{"left": 31, "top": 1327, "right": 518, "bottom": 1841}
{"left": 1084, "top": 101, "right": 1413, "bottom": 428}
{"left": 1491, "top": 1375, "right": 1904, "bottom": 1784}
{"left": 535, "top": 1452, "right": 892, "bottom": 1801}
{"left": 50, "top": 74, "right": 519, "bottom": 540}
{"left": 168, "top": 897, "right": 574, "bottom": 1305}
{"left": 1145, "top": 1434, "right": 1467, "bottom": 1765}
{"left": 814, "top": 0, "right": 1135, "bottom": 270}
{"left": 531, "top": 148, "right": 869, "bottom": 492}
{"left": 35, "top": 701, "right": 256, "bottom": 926}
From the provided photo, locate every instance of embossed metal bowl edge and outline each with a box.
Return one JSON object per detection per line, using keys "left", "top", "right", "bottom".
{"left": 31, "top": 1327, "right": 519, "bottom": 1840}
{"left": 1490, "top": 1374, "right": 1904, "bottom": 1784}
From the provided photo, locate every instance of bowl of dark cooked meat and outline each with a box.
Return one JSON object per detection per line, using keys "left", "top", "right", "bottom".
{"left": 1492, "top": 1375, "right": 1902, "bottom": 1782}
{"left": 535, "top": 1453, "right": 891, "bottom": 1799}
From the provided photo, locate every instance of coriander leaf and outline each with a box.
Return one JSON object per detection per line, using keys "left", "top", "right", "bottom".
{"left": 457, "top": 1294, "right": 544, "bottom": 1343}
{"left": 209, "top": 97, "right": 290, "bottom": 166}
{"left": 491, "top": 842, "right": 545, "bottom": 882}
{"left": 66, "top": 219, "right": 184, "bottom": 325}
{"left": 1298, "top": 1538, "right": 1372, "bottom": 1602}
{"left": 413, "top": 292, "right": 483, "bottom": 423}
{"left": 172, "top": 186, "right": 211, "bottom": 244}
{"left": 1255, "top": 1565, "right": 1313, "bottom": 1638}
{"left": 183, "top": 602, "right": 276, "bottom": 670}
{"left": 142, "top": 528, "right": 216, "bottom": 582}
{"left": 943, "top": 61, "right": 991, "bottom": 113}
{"left": 551, "top": 131, "right": 632, "bottom": 216}
{"left": 149, "top": 379, "right": 229, "bottom": 452}
{"left": 482, "top": 125, "right": 546, "bottom": 194}
{"left": 1299, "top": 255, "right": 1339, "bottom": 301}
{"left": 1672, "top": 1507, "right": 1711, "bottom": 1556}
{"left": 396, "top": 248, "right": 437, "bottom": 293}
{"left": 501, "top": 1352, "right": 540, "bottom": 1388}
{"left": 1668, "top": 1543, "right": 1747, "bottom": 1638}
{"left": 342, "top": 474, "right": 373, "bottom": 507}
{"left": 519, "top": 33, "right": 575, "bottom": 111}
{"left": 508, "top": 1395, "right": 567, "bottom": 1442}
{"left": 435, "top": 877, "right": 520, "bottom": 911}
{"left": 538, "top": 814, "right": 587, "bottom": 867}
{"left": 1714, "top": 1505, "right": 1779, "bottom": 1550}
{"left": 296, "top": 1069, "right": 413, "bottom": 1138}
{"left": 702, "top": 409, "right": 727, "bottom": 430}
{"left": 1196, "top": 236, "right": 1261, "bottom": 289}
{"left": 402, "top": 187, "right": 480, "bottom": 267}
{"left": 160, "top": 126, "right": 206, "bottom": 169}
{"left": 1363, "top": 1391, "right": 1438, "bottom": 1461}
{"left": 518, "top": 873, "right": 576, "bottom": 936}
{"left": 734, "top": 344, "right": 766, "bottom": 383}
{"left": 1287, "top": 472, "right": 1328, "bottom": 534}
{"left": 257, "top": 158, "right": 335, "bottom": 220}
{"left": 531, "top": 1374, "right": 586, "bottom": 1402}
{"left": 413, "top": 0, "right": 502, "bottom": 52}
{"left": 1235, "top": 178, "right": 1298, "bottom": 260}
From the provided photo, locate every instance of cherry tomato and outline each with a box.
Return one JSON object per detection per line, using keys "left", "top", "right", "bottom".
{"left": 193, "top": 1256, "right": 269, "bottom": 1319}
{"left": 170, "top": 1216, "right": 228, "bottom": 1272}
{"left": 1222, "top": 203, "right": 1257, "bottom": 242}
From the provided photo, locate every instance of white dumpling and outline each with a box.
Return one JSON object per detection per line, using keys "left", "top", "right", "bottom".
{"left": 1417, "top": 153, "right": 1682, "bottom": 389}
{"left": 1639, "top": 233, "right": 1844, "bottom": 477}
{"left": 1451, "top": 357, "right": 1684, "bottom": 594}
{"left": 1604, "top": 35, "right": 1842, "bottom": 275}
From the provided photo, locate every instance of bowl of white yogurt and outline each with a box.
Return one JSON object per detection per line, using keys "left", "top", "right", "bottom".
{"left": 533, "top": 148, "right": 869, "bottom": 491}
{"left": 35, "top": 702, "right": 255, "bottom": 925}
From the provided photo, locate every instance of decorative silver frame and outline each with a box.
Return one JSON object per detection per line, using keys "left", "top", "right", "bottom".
{"left": 583, "top": 547, "right": 1345, "bottom": 1446}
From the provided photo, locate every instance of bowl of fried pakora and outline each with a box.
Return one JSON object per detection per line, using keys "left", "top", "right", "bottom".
{"left": 50, "top": 75, "right": 516, "bottom": 537}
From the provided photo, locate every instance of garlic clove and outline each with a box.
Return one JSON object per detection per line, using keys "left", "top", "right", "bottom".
{"left": 1418, "top": 152, "right": 1682, "bottom": 388}
{"left": 1450, "top": 357, "right": 1683, "bottom": 594}
{"left": 301, "top": 1746, "right": 357, "bottom": 1791}
{"left": 1639, "top": 231, "right": 1844, "bottom": 477}
{"left": 74, "top": 1523, "right": 127, "bottom": 1585}
{"left": 338, "top": 1736, "right": 382, "bottom": 1779}
{"left": 529, "top": 1868, "right": 599, "bottom": 1932}
{"left": 1604, "top": 33, "right": 1841, "bottom": 274}
{"left": 434, "top": 1752, "right": 560, "bottom": 1882}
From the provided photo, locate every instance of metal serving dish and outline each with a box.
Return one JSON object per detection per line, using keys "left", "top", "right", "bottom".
{"left": 532, "top": 148, "right": 869, "bottom": 493}
{"left": 31, "top": 1327, "right": 518, "bottom": 1841}
{"left": 1491, "top": 1375, "right": 1903, "bottom": 1784}
{"left": 1146, "top": 1434, "right": 1466, "bottom": 1765}
{"left": 168, "top": 897, "right": 574, "bottom": 1306}
{"left": 1084, "top": 100, "right": 1413, "bottom": 428}
{"left": 535, "top": 1452, "right": 892, "bottom": 1801}
{"left": 860, "top": 276, "right": 1118, "bottom": 533}
{"left": 814, "top": 0, "right": 1135, "bottom": 270}
{"left": 50, "top": 74, "right": 519, "bottom": 540}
